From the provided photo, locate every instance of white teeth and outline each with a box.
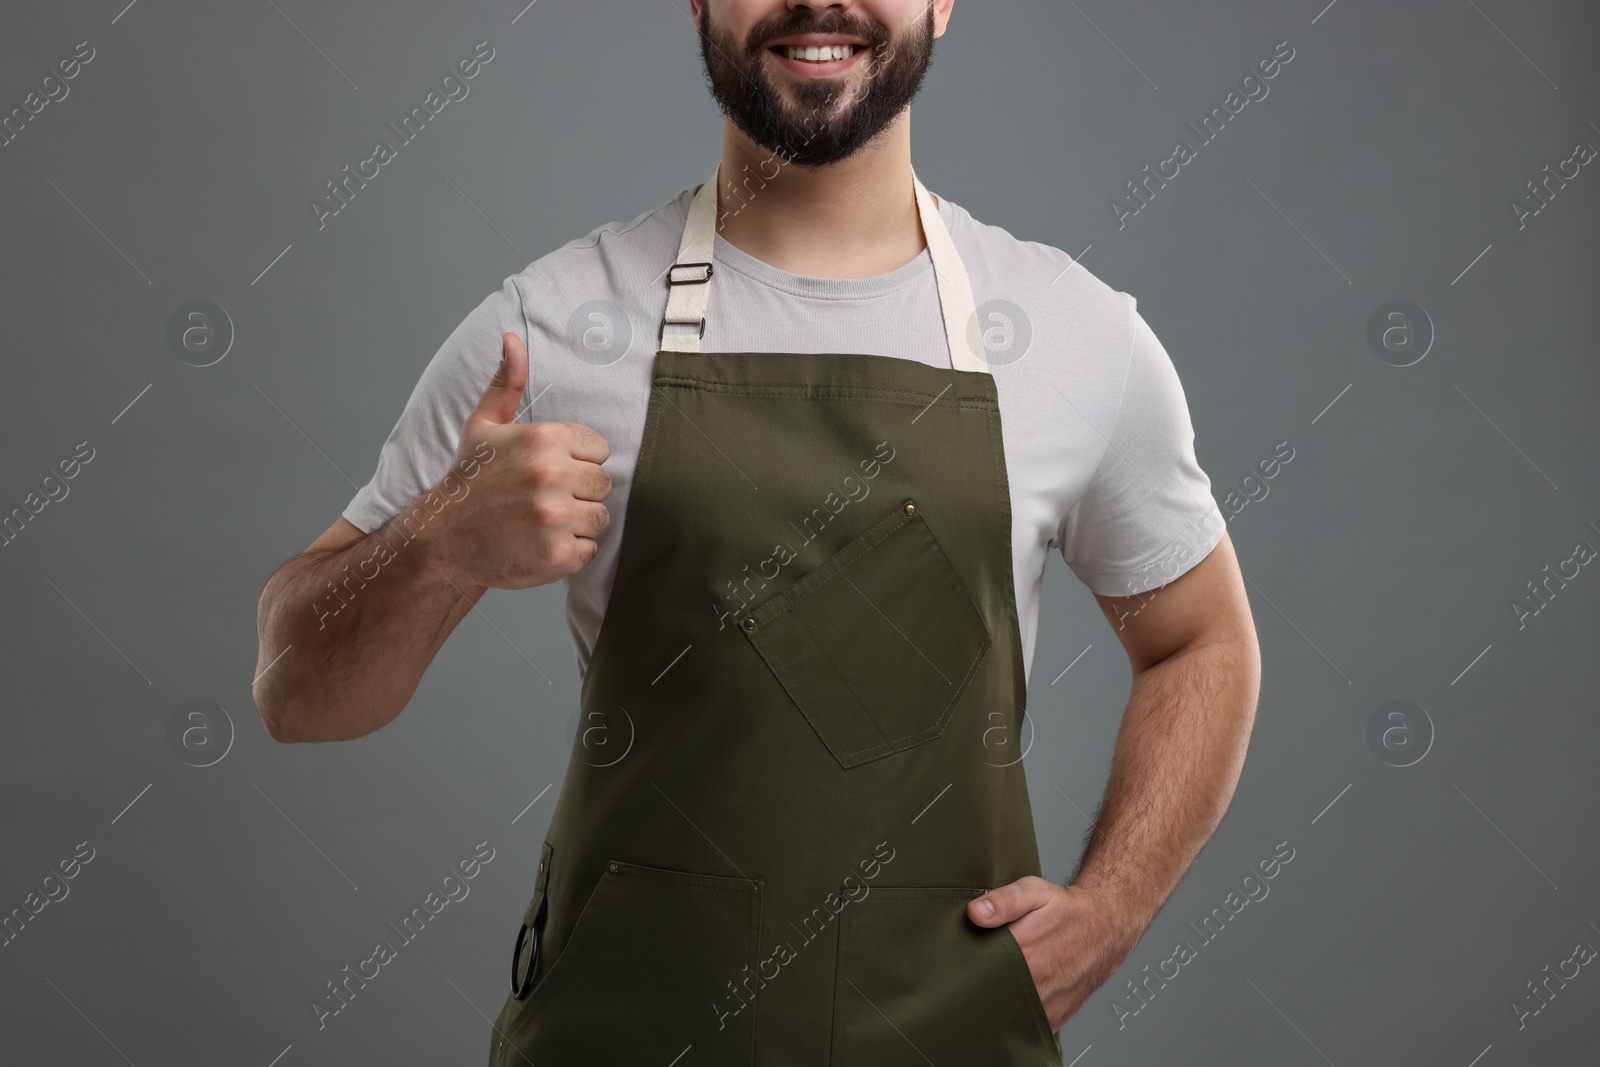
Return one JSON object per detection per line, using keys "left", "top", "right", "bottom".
{"left": 784, "top": 44, "right": 855, "bottom": 62}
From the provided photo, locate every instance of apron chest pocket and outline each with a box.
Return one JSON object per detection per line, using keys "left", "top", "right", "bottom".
{"left": 741, "top": 500, "right": 992, "bottom": 769}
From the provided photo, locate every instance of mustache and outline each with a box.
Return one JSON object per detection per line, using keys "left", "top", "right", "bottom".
{"left": 746, "top": 12, "right": 891, "bottom": 52}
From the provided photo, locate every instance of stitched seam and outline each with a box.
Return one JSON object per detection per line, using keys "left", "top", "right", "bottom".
{"left": 613, "top": 863, "right": 762, "bottom": 895}
{"left": 1004, "top": 927, "right": 1056, "bottom": 1042}
{"left": 854, "top": 887, "right": 987, "bottom": 899}
{"left": 752, "top": 508, "right": 908, "bottom": 623}
{"left": 984, "top": 401, "right": 1027, "bottom": 707}
{"left": 653, "top": 378, "right": 998, "bottom": 408}
{"left": 751, "top": 515, "right": 992, "bottom": 765}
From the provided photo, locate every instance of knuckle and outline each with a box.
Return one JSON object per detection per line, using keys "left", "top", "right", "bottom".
{"left": 525, "top": 421, "right": 562, "bottom": 448}
{"left": 524, "top": 462, "right": 560, "bottom": 489}
{"left": 531, "top": 501, "right": 569, "bottom": 528}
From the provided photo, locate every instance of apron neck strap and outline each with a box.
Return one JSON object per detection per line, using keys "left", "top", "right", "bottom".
{"left": 660, "top": 163, "right": 986, "bottom": 371}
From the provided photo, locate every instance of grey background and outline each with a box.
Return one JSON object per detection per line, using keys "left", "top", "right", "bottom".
{"left": 1, "top": 0, "right": 1596, "bottom": 1064}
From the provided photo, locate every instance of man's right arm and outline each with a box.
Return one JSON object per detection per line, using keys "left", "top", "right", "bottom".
{"left": 252, "top": 333, "right": 612, "bottom": 743}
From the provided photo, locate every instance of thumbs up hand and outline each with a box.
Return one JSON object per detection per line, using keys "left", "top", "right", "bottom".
{"left": 424, "top": 332, "right": 613, "bottom": 591}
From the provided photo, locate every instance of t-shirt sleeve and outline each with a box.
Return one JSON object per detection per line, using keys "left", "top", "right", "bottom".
{"left": 1059, "top": 292, "right": 1226, "bottom": 597}
{"left": 342, "top": 274, "right": 529, "bottom": 534}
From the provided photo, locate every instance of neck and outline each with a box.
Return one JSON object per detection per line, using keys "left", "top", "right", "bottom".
{"left": 712, "top": 112, "right": 927, "bottom": 279}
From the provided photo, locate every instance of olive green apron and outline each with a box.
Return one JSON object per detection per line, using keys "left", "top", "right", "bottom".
{"left": 488, "top": 166, "right": 1062, "bottom": 1066}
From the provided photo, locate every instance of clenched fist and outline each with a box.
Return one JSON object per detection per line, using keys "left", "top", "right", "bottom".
{"left": 423, "top": 332, "right": 612, "bottom": 590}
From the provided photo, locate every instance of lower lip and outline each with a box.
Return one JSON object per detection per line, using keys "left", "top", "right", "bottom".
{"left": 768, "top": 47, "right": 866, "bottom": 78}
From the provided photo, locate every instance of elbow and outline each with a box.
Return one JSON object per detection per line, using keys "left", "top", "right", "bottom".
{"left": 253, "top": 684, "right": 383, "bottom": 744}
{"left": 255, "top": 690, "right": 316, "bottom": 744}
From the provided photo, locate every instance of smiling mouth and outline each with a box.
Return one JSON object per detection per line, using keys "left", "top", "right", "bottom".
{"left": 769, "top": 43, "right": 860, "bottom": 63}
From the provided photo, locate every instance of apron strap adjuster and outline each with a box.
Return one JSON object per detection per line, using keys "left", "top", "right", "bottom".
{"left": 667, "top": 261, "right": 713, "bottom": 285}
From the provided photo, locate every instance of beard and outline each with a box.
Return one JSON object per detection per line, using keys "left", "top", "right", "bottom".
{"left": 697, "top": 5, "right": 936, "bottom": 168}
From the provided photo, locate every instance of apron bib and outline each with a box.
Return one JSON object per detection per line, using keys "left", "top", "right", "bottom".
{"left": 489, "top": 166, "right": 1062, "bottom": 1066}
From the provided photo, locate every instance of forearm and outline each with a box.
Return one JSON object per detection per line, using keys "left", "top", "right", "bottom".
{"left": 1068, "top": 634, "right": 1259, "bottom": 926}
{"left": 253, "top": 517, "right": 480, "bottom": 743}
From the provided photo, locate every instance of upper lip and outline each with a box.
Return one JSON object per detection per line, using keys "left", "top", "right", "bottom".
{"left": 765, "top": 33, "right": 870, "bottom": 49}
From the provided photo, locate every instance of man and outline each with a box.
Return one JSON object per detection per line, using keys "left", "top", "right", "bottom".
{"left": 253, "top": 1, "right": 1260, "bottom": 1063}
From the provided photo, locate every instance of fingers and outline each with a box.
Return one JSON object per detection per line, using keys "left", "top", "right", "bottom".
{"left": 570, "top": 460, "right": 614, "bottom": 503}
{"left": 559, "top": 420, "right": 611, "bottom": 466}
{"left": 570, "top": 500, "right": 611, "bottom": 539}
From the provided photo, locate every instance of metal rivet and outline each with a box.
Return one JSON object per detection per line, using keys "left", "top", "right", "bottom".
{"left": 608, "top": 862, "right": 619, "bottom": 874}
{"left": 741, "top": 617, "right": 757, "bottom": 632}
{"left": 903, "top": 501, "right": 917, "bottom": 516}
{"left": 538, "top": 861, "right": 544, "bottom": 871}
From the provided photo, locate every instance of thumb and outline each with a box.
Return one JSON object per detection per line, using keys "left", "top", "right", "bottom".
{"left": 968, "top": 878, "right": 1040, "bottom": 927}
{"left": 466, "top": 332, "right": 529, "bottom": 429}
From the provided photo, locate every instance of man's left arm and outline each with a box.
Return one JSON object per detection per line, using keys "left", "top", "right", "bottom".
{"left": 968, "top": 532, "right": 1260, "bottom": 1031}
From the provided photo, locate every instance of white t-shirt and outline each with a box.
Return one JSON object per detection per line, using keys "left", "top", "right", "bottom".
{"left": 343, "top": 183, "right": 1227, "bottom": 681}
